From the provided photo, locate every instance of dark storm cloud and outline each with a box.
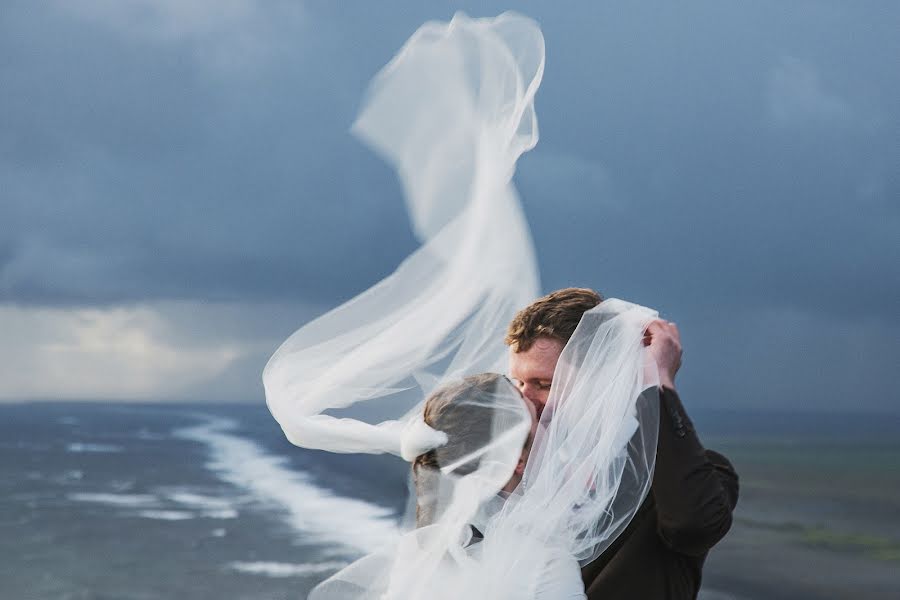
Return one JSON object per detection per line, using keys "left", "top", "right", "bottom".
{"left": 509, "top": 1, "right": 900, "bottom": 322}
{"left": 1, "top": 1, "right": 897, "bottom": 409}
{"left": 0, "top": 0, "right": 419, "bottom": 305}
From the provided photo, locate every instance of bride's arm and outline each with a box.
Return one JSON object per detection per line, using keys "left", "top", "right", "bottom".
{"left": 534, "top": 554, "right": 587, "bottom": 600}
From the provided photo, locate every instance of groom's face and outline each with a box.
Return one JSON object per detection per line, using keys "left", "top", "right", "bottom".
{"left": 508, "top": 336, "right": 565, "bottom": 418}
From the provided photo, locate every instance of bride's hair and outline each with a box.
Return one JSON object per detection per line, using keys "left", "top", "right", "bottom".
{"left": 413, "top": 373, "right": 507, "bottom": 527}
{"left": 505, "top": 287, "right": 603, "bottom": 352}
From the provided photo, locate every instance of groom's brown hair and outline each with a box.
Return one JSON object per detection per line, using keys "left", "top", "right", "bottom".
{"left": 505, "top": 287, "right": 603, "bottom": 352}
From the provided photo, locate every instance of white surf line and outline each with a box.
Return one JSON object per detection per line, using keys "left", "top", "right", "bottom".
{"left": 174, "top": 416, "right": 400, "bottom": 556}
{"left": 136, "top": 510, "right": 195, "bottom": 521}
{"left": 68, "top": 493, "right": 158, "bottom": 507}
{"left": 228, "top": 561, "right": 349, "bottom": 578}
{"left": 165, "top": 491, "right": 233, "bottom": 509}
{"left": 164, "top": 490, "right": 238, "bottom": 519}
{"left": 66, "top": 443, "right": 123, "bottom": 453}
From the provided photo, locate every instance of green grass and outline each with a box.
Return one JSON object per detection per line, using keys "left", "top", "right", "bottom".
{"left": 801, "top": 527, "right": 900, "bottom": 563}
{"left": 736, "top": 517, "right": 900, "bottom": 563}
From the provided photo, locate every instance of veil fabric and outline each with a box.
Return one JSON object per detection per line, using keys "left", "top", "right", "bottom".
{"left": 263, "top": 12, "right": 661, "bottom": 599}
{"left": 264, "top": 11, "right": 542, "bottom": 456}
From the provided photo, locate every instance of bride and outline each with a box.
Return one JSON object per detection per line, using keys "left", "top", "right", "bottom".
{"left": 264, "top": 12, "right": 661, "bottom": 599}
{"left": 312, "top": 372, "right": 590, "bottom": 599}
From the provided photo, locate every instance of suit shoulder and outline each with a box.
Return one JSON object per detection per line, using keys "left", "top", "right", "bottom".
{"left": 703, "top": 448, "right": 734, "bottom": 469}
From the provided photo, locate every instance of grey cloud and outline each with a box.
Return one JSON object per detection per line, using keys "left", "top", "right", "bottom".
{"left": 1, "top": 0, "right": 418, "bottom": 305}
{"left": 1, "top": 1, "right": 898, "bottom": 409}
{"left": 766, "top": 56, "right": 853, "bottom": 127}
{"left": 3, "top": 1, "right": 897, "bottom": 312}
{"left": 0, "top": 299, "right": 326, "bottom": 402}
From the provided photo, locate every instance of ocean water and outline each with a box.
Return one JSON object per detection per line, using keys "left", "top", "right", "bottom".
{"left": 2, "top": 403, "right": 898, "bottom": 600}
{"left": 0, "top": 403, "right": 408, "bottom": 600}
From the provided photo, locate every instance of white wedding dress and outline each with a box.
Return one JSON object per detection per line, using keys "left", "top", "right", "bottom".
{"left": 264, "top": 12, "right": 660, "bottom": 599}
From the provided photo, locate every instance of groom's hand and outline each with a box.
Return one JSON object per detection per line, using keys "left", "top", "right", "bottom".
{"left": 643, "top": 320, "right": 682, "bottom": 390}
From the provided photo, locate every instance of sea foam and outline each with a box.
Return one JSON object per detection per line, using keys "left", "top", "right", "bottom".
{"left": 66, "top": 443, "right": 123, "bottom": 453}
{"left": 137, "top": 510, "right": 195, "bottom": 521}
{"left": 175, "top": 417, "right": 400, "bottom": 555}
{"left": 68, "top": 493, "right": 158, "bottom": 507}
{"left": 228, "top": 561, "right": 348, "bottom": 578}
{"left": 166, "top": 491, "right": 233, "bottom": 509}
{"left": 70, "top": 487, "right": 238, "bottom": 520}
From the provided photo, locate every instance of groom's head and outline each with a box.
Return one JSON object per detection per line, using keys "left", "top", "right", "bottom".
{"left": 506, "top": 288, "right": 602, "bottom": 415}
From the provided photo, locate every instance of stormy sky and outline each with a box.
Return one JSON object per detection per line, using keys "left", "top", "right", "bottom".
{"left": 2, "top": 1, "right": 897, "bottom": 412}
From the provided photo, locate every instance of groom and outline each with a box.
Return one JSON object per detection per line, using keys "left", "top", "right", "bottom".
{"left": 506, "top": 288, "right": 738, "bottom": 600}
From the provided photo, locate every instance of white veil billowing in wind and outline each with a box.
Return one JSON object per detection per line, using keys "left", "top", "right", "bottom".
{"left": 264, "top": 12, "right": 660, "bottom": 599}
{"left": 264, "top": 12, "right": 542, "bottom": 457}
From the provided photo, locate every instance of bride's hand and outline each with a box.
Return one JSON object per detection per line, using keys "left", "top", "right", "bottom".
{"left": 643, "top": 320, "right": 682, "bottom": 390}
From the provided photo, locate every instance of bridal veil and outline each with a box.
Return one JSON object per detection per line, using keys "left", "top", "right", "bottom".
{"left": 263, "top": 12, "right": 660, "bottom": 599}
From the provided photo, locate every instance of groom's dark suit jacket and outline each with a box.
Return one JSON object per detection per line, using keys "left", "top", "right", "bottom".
{"left": 580, "top": 387, "right": 739, "bottom": 600}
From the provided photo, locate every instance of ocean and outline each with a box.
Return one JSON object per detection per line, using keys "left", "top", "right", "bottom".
{"left": 2, "top": 402, "right": 898, "bottom": 600}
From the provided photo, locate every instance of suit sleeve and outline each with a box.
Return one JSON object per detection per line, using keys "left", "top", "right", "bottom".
{"left": 651, "top": 387, "right": 739, "bottom": 556}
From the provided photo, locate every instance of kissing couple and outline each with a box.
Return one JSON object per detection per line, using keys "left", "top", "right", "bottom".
{"left": 264, "top": 13, "right": 736, "bottom": 600}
